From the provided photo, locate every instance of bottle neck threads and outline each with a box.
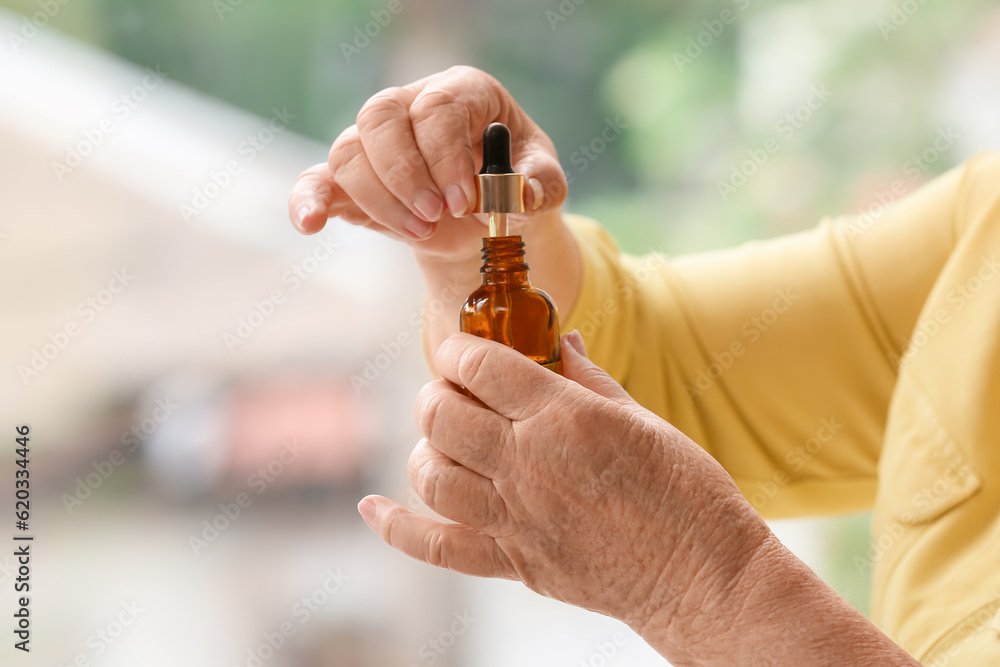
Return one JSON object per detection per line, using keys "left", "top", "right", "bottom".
{"left": 480, "top": 236, "right": 529, "bottom": 284}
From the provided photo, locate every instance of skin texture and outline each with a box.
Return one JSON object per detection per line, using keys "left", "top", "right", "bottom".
{"left": 287, "top": 66, "right": 580, "bottom": 354}
{"left": 288, "top": 66, "right": 922, "bottom": 666}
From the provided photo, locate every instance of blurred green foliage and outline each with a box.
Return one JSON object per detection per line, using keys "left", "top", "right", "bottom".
{"left": 5, "top": 0, "right": 994, "bottom": 617}
{"left": 5, "top": 0, "right": 992, "bottom": 252}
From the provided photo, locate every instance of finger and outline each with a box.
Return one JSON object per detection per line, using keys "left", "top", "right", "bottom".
{"left": 355, "top": 218, "right": 410, "bottom": 243}
{"left": 560, "top": 330, "right": 636, "bottom": 406}
{"left": 402, "top": 66, "right": 564, "bottom": 218}
{"left": 288, "top": 163, "right": 338, "bottom": 235}
{"left": 512, "top": 135, "right": 568, "bottom": 213}
{"left": 358, "top": 495, "right": 517, "bottom": 580}
{"left": 414, "top": 379, "right": 510, "bottom": 478}
{"left": 407, "top": 67, "right": 566, "bottom": 215}
{"left": 433, "top": 334, "right": 561, "bottom": 421}
{"left": 288, "top": 164, "right": 412, "bottom": 242}
{"left": 407, "top": 438, "right": 507, "bottom": 530}
{"left": 328, "top": 125, "right": 437, "bottom": 240}
{"left": 357, "top": 87, "right": 453, "bottom": 223}
{"left": 407, "top": 92, "right": 478, "bottom": 219}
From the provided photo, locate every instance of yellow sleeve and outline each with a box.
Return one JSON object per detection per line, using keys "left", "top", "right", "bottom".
{"left": 561, "top": 153, "right": 996, "bottom": 519}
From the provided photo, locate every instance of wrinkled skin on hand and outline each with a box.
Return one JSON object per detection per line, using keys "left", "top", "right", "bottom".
{"left": 287, "top": 65, "right": 567, "bottom": 262}
{"left": 358, "top": 331, "right": 770, "bottom": 636}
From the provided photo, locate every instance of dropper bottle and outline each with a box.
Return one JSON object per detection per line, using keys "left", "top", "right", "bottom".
{"left": 459, "top": 123, "right": 562, "bottom": 373}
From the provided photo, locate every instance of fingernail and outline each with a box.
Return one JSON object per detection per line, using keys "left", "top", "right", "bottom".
{"left": 565, "top": 329, "right": 588, "bottom": 357}
{"left": 404, "top": 214, "right": 433, "bottom": 239}
{"left": 413, "top": 189, "right": 444, "bottom": 222}
{"left": 295, "top": 205, "right": 313, "bottom": 226}
{"left": 445, "top": 184, "right": 468, "bottom": 217}
{"left": 529, "top": 178, "right": 545, "bottom": 211}
{"left": 358, "top": 498, "right": 377, "bottom": 525}
{"left": 462, "top": 182, "right": 477, "bottom": 212}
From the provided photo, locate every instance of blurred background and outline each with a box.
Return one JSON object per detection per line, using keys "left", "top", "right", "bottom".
{"left": 2, "top": 0, "right": 999, "bottom": 665}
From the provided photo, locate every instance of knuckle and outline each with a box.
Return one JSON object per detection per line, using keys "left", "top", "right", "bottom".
{"left": 426, "top": 530, "right": 447, "bottom": 568}
{"left": 445, "top": 64, "right": 477, "bottom": 77}
{"left": 327, "top": 125, "right": 362, "bottom": 170}
{"left": 405, "top": 443, "right": 427, "bottom": 485}
{"left": 410, "top": 454, "right": 433, "bottom": 501}
{"left": 414, "top": 382, "right": 448, "bottom": 439}
{"left": 457, "top": 344, "right": 491, "bottom": 388}
{"left": 292, "top": 163, "right": 327, "bottom": 188}
{"left": 411, "top": 87, "right": 460, "bottom": 115}
{"left": 443, "top": 64, "right": 491, "bottom": 87}
{"left": 356, "top": 88, "right": 407, "bottom": 130}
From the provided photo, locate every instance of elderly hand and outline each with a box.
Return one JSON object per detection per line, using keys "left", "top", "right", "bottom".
{"left": 287, "top": 66, "right": 566, "bottom": 256}
{"left": 358, "top": 331, "right": 772, "bottom": 654}
{"left": 358, "top": 333, "right": 922, "bottom": 665}
{"left": 288, "top": 66, "right": 581, "bottom": 353}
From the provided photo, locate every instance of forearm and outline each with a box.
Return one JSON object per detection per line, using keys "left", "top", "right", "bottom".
{"left": 416, "top": 208, "right": 582, "bottom": 357}
{"left": 637, "top": 533, "right": 921, "bottom": 666}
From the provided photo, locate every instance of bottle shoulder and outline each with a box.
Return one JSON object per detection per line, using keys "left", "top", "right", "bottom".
{"left": 462, "top": 283, "right": 558, "bottom": 311}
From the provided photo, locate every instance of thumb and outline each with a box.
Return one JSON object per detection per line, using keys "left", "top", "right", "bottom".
{"left": 560, "top": 330, "right": 635, "bottom": 406}
{"left": 513, "top": 136, "right": 567, "bottom": 214}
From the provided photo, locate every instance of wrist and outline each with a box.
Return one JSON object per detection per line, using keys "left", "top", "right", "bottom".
{"left": 631, "top": 500, "right": 775, "bottom": 665}
{"left": 635, "top": 523, "right": 920, "bottom": 666}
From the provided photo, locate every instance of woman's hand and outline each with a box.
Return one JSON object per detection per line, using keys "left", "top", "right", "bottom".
{"left": 287, "top": 65, "right": 567, "bottom": 263}
{"left": 287, "top": 65, "right": 581, "bottom": 353}
{"left": 358, "top": 330, "right": 773, "bottom": 657}
{"left": 357, "top": 333, "right": 922, "bottom": 665}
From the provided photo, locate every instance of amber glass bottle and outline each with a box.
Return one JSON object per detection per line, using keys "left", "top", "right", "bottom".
{"left": 458, "top": 122, "right": 561, "bottom": 373}
{"left": 460, "top": 235, "right": 561, "bottom": 373}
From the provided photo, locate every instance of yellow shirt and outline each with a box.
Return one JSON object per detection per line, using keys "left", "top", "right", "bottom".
{"left": 561, "top": 152, "right": 1000, "bottom": 664}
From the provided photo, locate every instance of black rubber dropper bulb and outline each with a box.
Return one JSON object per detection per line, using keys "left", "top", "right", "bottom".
{"left": 480, "top": 123, "right": 516, "bottom": 175}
